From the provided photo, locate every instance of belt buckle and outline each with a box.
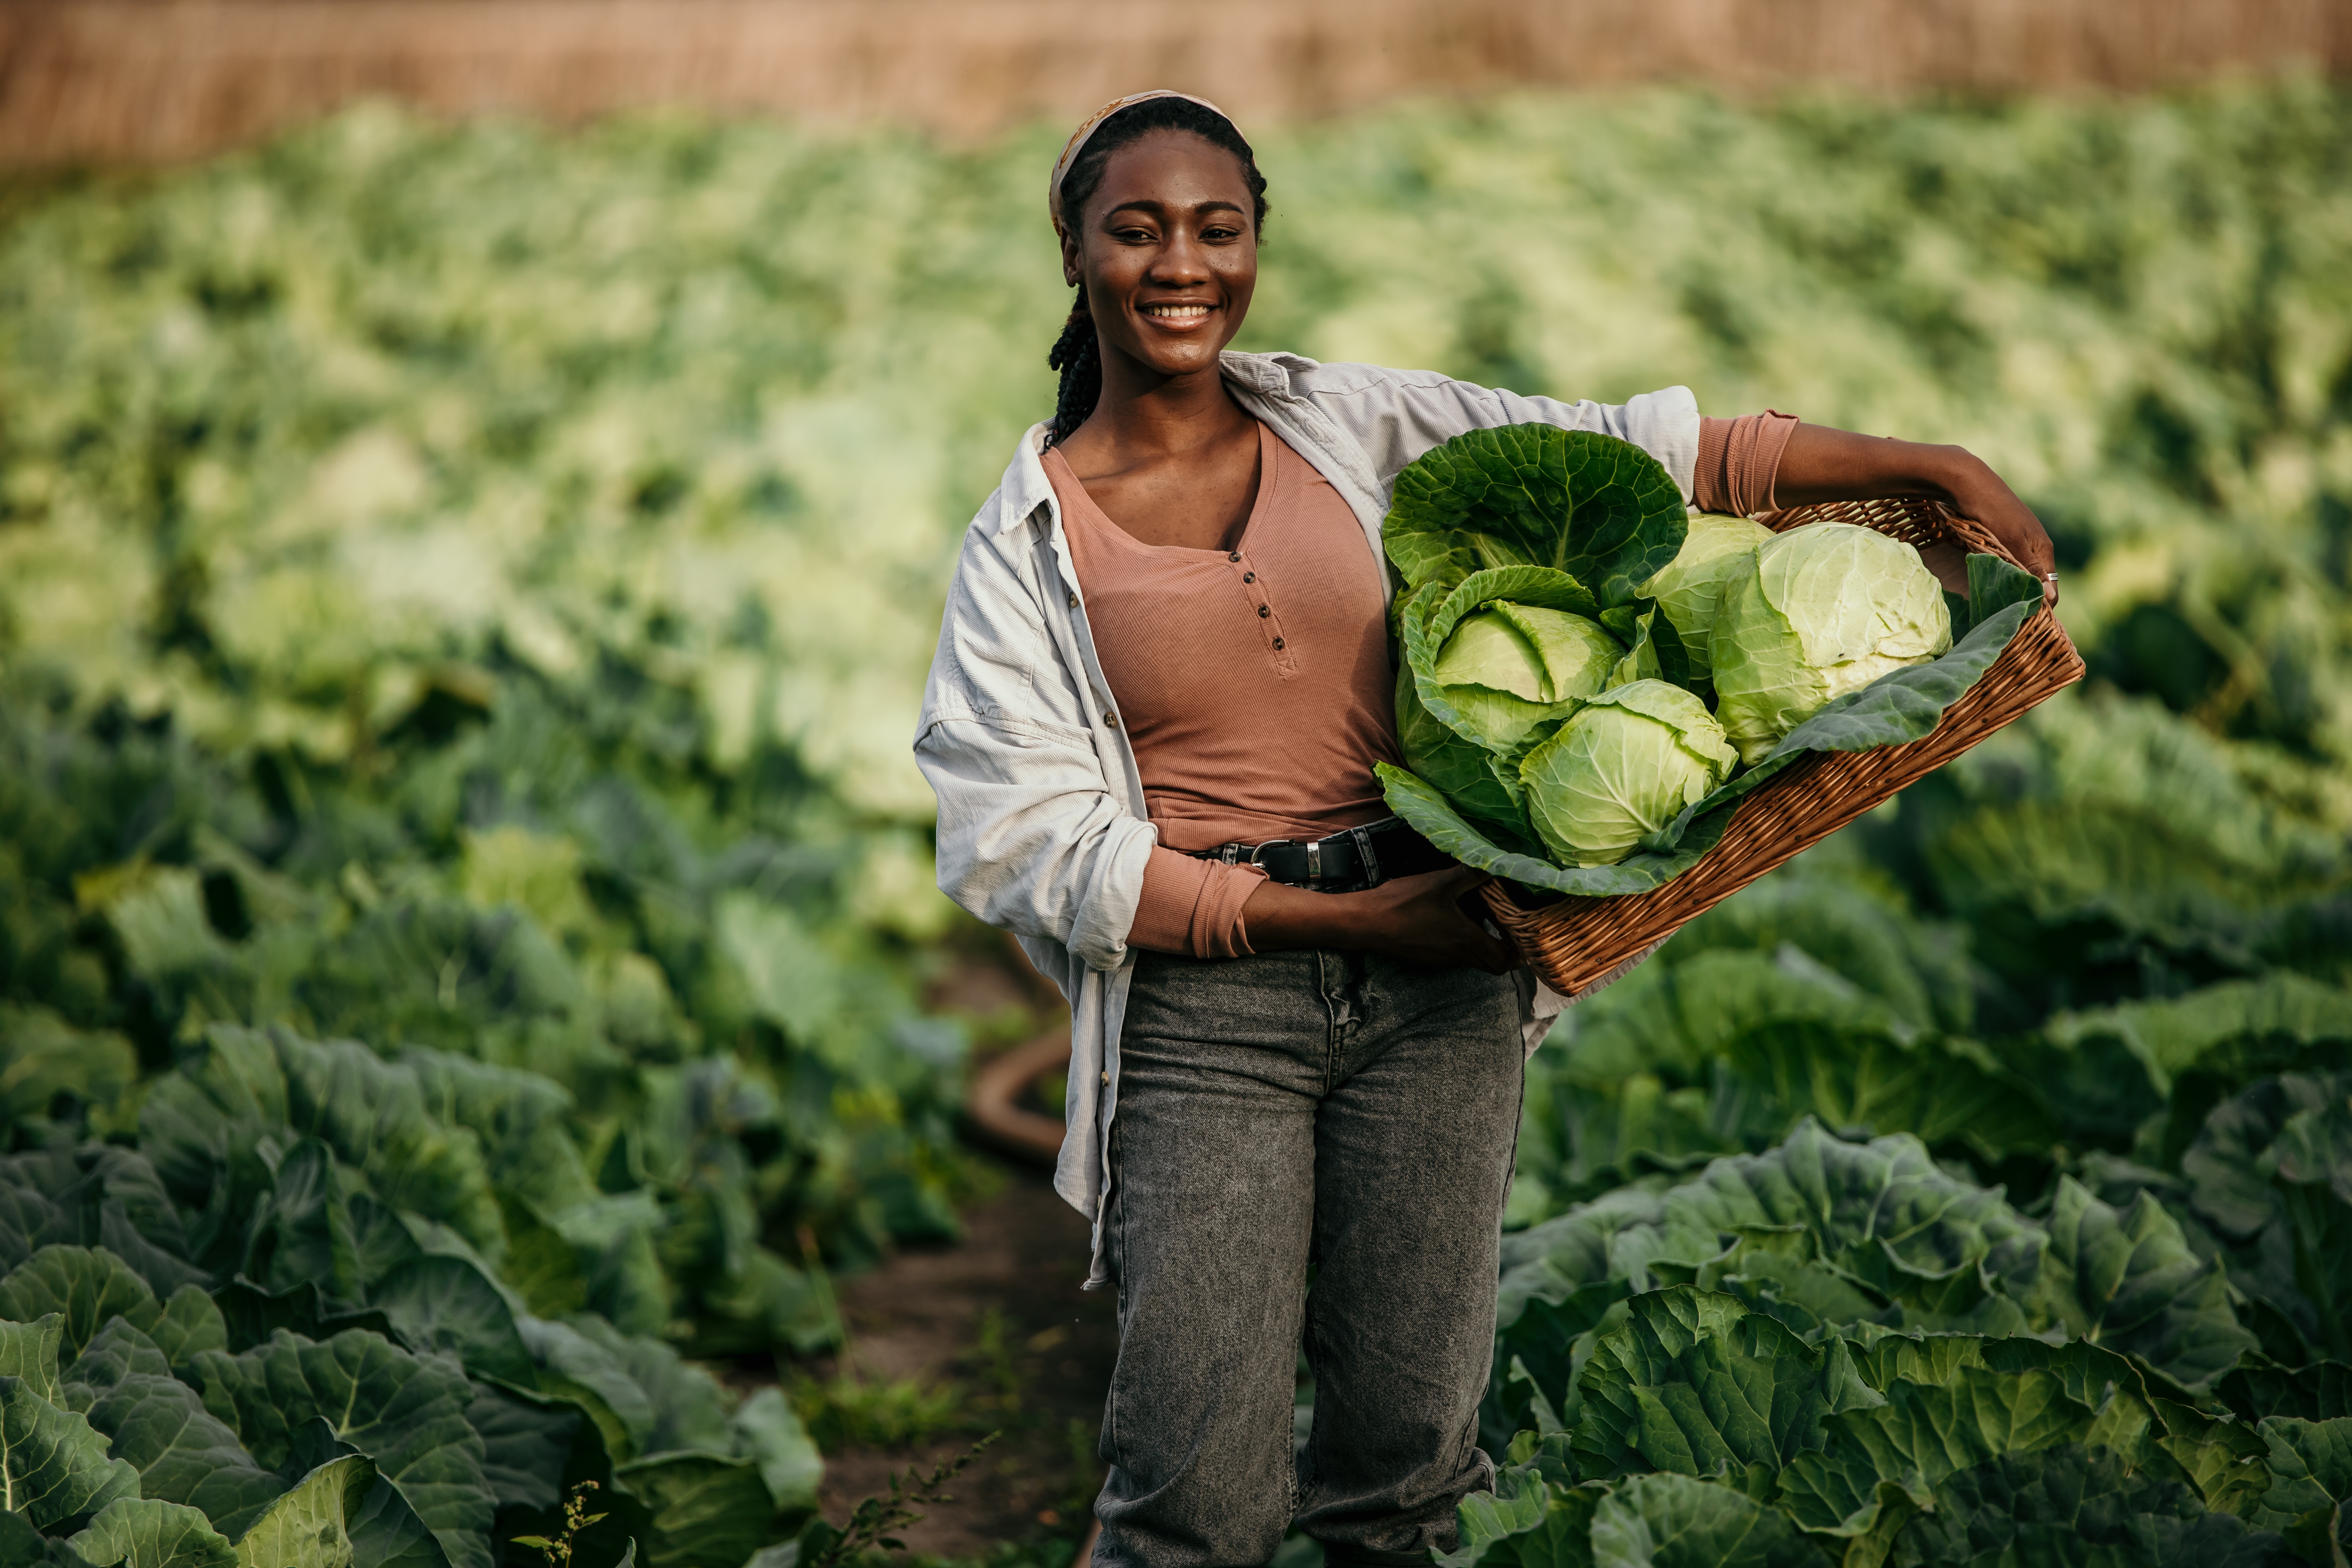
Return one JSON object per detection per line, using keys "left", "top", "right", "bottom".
{"left": 1245, "top": 837, "right": 1323, "bottom": 886}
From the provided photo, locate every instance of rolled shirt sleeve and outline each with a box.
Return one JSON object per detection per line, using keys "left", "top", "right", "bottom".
{"left": 1128, "top": 847, "right": 1264, "bottom": 959}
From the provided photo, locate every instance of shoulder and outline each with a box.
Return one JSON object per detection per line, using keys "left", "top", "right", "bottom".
{"left": 970, "top": 421, "right": 1058, "bottom": 540}
{"left": 1221, "top": 349, "right": 1452, "bottom": 402}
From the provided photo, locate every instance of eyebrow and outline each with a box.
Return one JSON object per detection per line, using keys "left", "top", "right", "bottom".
{"left": 1100, "top": 198, "right": 1247, "bottom": 220}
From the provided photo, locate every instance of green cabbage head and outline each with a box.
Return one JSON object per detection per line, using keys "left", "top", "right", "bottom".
{"left": 1427, "top": 602, "right": 1623, "bottom": 754}
{"left": 1710, "top": 522, "right": 1953, "bottom": 765}
{"left": 1638, "top": 512, "right": 1777, "bottom": 684}
{"left": 1518, "top": 680, "right": 1738, "bottom": 867}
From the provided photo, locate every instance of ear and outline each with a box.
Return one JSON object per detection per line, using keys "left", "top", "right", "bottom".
{"left": 1055, "top": 217, "right": 1083, "bottom": 287}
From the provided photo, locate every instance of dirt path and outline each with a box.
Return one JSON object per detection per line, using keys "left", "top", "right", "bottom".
{"left": 807, "top": 1163, "right": 1119, "bottom": 1556}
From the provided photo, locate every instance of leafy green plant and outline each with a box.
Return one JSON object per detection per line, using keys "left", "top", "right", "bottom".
{"left": 791, "top": 1367, "right": 966, "bottom": 1453}
{"left": 514, "top": 1480, "right": 610, "bottom": 1568}
{"left": 789, "top": 1436, "right": 996, "bottom": 1568}
{"left": 0, "top": 1019, "right": 826, "bottom": 1566}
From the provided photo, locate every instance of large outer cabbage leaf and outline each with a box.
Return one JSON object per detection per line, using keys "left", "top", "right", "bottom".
{"left": 65, "top": 1499, "right": 236, "bottom": 1568}
{"left": 1711, "top": 523, "right": 1954, "bottom": 766}
{"left": 0, "top": 1145, "right": 206, "bottom": 1303}
{"left": 1570, "top": 1286, "right": 1884, "bottom": 1480}
{"left": 187, "top": 1329, "right": 496, "bottom": 1568}
{"left": 0, "top": 1248, "right": 166, "bottom": 1361}
{"left": 2166, "top": 1071, "right": 2352, "bottom": 1362}
{"left": 1490, "top": 1119, "right": 2261, "bottom": 1449}
{"left": 63, "top": 1320, "right": 286, "bottom": 1539}
{"left": 1384, "top": 427, "right": 1689, "bottom": 608}
{"left": 1519, "top": 682, "right": 1736, "bottom": 868}
{"left": 1587, "top": 1471, "right": 1816, "bottom": 1566}
{"left": 0, "top": 1369, "right": 139, "bottom": 1528}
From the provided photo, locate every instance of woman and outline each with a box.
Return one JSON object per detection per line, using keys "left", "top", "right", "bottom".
{"left": 915, "top": 91, "right": 2055, "bottom": 1567}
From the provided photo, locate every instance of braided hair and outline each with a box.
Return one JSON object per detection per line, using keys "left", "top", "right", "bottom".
{"left": 1046, "top": 99, "right": 1270, "bottom": 447}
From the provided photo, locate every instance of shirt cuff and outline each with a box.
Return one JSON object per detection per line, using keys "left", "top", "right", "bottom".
{"left": 1693, "top": 411, "right": 1801, "bottom": 517}
{"left": 1128, "top": 846, "right": 1266, "bottom": 959}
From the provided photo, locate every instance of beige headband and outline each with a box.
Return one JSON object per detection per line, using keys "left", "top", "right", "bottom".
{"left": 1049, "top": 89, "right": 1236, "bottom": 230}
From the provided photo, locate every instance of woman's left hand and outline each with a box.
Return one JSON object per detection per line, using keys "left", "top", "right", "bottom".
{"left": 1933, "top": 448, "right": 2059, "bottom": 606}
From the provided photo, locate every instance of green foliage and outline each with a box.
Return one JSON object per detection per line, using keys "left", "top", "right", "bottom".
{"left": 789, "top": 1370, "right": 965, "bottom": 1454}
{"left": 1489, "top": 690, "right": 2352, "bottom": 1562}
{"left": 788, "top": 1437, "right": 995, "bottom": 1568}
{"left": 67, "top": 1499, "right": 236, "bottom": 1568}
{"left": 0, "top": 72, "right": 2346, "bottom": 1567}
{"left": 0, "top": 1023, "right": 826, "bottom": 1567}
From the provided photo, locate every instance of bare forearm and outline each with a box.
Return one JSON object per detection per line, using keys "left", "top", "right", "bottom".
{"left": 1772, "top": 424, "right": 2058, "bottom": 595}
{"left": 1238, "top": 880, "right": 1375, "bottom": 950}
{"left": 1773, "top": 425, "right": 1976, "bottom": 507}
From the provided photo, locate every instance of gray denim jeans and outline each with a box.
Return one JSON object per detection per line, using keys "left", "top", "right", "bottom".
{"left": 1093, "top": 947, "right": 1525, "bottom": 1568}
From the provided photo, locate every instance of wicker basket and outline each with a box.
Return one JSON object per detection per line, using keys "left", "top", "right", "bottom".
{"left": 1481, "top": 497, "right": 2085, "bottom": 998}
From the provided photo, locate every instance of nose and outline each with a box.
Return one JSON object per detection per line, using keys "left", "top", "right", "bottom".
{"left": 1148, "top": 229, "right": 1212, "bottom": 286}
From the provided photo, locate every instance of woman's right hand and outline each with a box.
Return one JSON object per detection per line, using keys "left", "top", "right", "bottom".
{"left": 1242, "top": 864, "right": 1522, "bottom": 973}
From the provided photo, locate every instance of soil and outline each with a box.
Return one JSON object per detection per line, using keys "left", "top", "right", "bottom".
{"left": 805, "top": 1162, "right": 1118, "bottom": 1557}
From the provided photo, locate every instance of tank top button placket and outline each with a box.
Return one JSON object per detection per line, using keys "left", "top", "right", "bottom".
{"left": 1234, "top": 548, "right": 1290, "bottom": 668}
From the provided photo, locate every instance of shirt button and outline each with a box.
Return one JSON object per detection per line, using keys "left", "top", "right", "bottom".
{"left": 1272, "top": 637, "right": 1286, "bottom": 650}
{"left": 1100, "top": 1071, "right": 1110, "bottom": 1086}
{"left": 1258, "top": 604, "right": 1271, "bottom": 618}
{"left": 1103, "top": 713, "right": 1118, "bottom": 727}
{"left": 1243, "top": 572, "right": 1255, "bottom": 583}
{"left": 1228, "top": 552, "right": 1241, "bottom": 562}
{"left": 1067, "top": 590, "right": 1078, "bottom": 608}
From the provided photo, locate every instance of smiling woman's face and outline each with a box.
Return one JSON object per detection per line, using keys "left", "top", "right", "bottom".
{"left": 1062, "top": 127, "right": 1258, "bottom": 385}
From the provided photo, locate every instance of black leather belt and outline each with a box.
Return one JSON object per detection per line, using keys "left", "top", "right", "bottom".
{"left": 1186, "top": 816, "right": 1454, "bottom": 891}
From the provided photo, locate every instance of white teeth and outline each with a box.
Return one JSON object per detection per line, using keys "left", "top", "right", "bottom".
{"left": 1144, "top": 304, "right": 1212, "bottom": 319}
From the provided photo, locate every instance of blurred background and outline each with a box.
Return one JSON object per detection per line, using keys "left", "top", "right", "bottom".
{"left": 1, "top": 1, "right": 2348, "bottom": 1560}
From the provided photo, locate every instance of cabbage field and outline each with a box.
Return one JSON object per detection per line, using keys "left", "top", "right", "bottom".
{"left": 1, "top": 75, "right": 2350, "bottom": 1566}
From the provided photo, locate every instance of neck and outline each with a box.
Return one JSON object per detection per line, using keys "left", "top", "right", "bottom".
{"left": 1078, "top": 343, "right": 1251, "bottom": 461}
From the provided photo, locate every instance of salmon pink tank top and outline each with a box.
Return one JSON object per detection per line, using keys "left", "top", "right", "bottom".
{"left": 1044, "top": 423, "right": 1402, "bottom": 958}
